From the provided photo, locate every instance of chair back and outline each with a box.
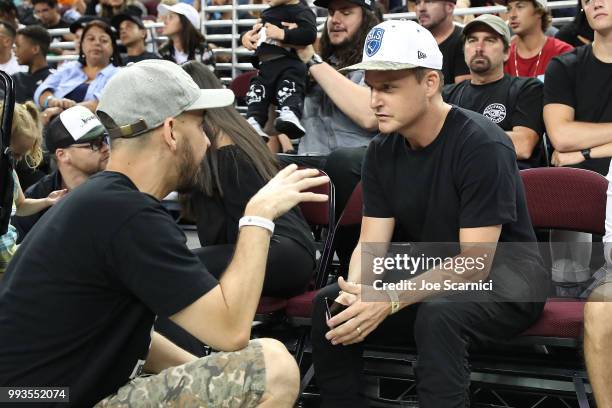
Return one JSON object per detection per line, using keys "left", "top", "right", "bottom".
{"left": 520, "top": 167, "right": 607, "bottom": 235}
{"left": 298, "top": 170, "right": 335, "bottom": 289}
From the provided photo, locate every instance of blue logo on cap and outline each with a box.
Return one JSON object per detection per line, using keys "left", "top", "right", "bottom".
{"left": 365, "top": 27, "right": 385, "bottom": 57}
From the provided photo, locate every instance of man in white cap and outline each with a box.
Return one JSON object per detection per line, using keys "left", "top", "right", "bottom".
{"left": 505, "top": 0, "right": 572, "bottom": 78}
{"left": 443, "top": 14, "right": 545, "bottom": 169}
{"left": 13, "top": 105, "right": 110, "bottom": 242}
{"left": 0, "top": 60, "right": 329, "bottom": 407}
{"left": 310, "top": 20, "right": 547, "bottom": 407}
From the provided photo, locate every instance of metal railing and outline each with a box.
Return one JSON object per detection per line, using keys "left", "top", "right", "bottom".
{"left": 201, "top": 0, "right": 579, "bottom": 76}
{"left": 42, "top": 0, "right": 580, "bottom": 70}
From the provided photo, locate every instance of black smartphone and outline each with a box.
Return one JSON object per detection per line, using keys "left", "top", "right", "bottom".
{"left": 325, "top": 297, "right": 349, "bottom": 321}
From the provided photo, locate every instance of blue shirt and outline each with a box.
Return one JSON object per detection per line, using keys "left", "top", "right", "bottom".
{"left": 34, "top": 61, "right": 120, "bottom": 107}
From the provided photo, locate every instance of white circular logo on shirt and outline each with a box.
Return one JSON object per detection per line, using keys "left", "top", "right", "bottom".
{"left": 483, "top": 103, "right": 507, "bottom": 124}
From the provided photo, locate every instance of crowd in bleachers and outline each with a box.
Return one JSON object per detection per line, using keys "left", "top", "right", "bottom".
{"left": 0, "top": 0, "right": 611, "bottom": 406}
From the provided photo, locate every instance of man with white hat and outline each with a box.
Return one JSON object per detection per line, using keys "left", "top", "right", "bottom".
{"left": 310, "top": 20, "right": 547, "bottom": 407}
{"left": 13, "top": 105, "right": 110, "bottom": 242}
{"left": 0, "top": 60, "right": 329, "bottom": 407}
{"left": 443, "top": 14, "right": 545, "bottom": 169}
{"left": 505, "top": 0, "right": 572, "bottom": 78}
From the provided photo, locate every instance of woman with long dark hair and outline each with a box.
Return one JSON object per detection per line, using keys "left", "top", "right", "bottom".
{"left": 182, "top": 61, "right": 316, "bottom": 297}
{"left": 157, "top": 3, "right": 214, "bottom": 67}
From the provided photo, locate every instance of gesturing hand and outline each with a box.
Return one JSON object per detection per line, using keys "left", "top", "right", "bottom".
{"left": 245, "top": 164, "right": 329, "bottom": 221}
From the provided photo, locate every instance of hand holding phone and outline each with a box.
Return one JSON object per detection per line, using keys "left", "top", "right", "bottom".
{"left": 325, "top": 296, "right": 349, "bottom": 322}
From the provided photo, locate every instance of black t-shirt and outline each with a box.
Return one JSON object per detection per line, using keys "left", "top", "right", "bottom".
{"left": 44, "top": 19, "right": 72, "bottom": 44}
{"left": 442, "top": 75, "right": 545, "bottom": 169}
{"left": 362, "top": 107, "right": 544, "bottom": 288}
{"left": 0, "top": 172, "right": 218, "bottom": 407}
{"left": 192, "top": 145, "right": 315, "bottom": 258}
{"left": 123, "top": 51, "right": 161, "bottom": 65}
{"left": 47, "top": 19, "right": 70, "bottom": 30}
{"left": 12, "top": 66, "right": 52, "bottom": 103}
{"left": 438, "top": 25, "right": 470, "bottom": 85}
{"left": 544, "top": 45, "right": 612, "bottom": 175}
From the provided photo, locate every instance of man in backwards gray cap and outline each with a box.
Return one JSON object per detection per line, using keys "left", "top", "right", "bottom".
{"left": 0, "top": 59, "right": 328, "bottom": 407}
{"left": 310, "top": 20, "right": 547, "bottom": 408}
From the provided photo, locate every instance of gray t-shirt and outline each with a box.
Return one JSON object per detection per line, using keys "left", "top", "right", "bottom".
{"left": 298, "top": 65, "right": 378, "bottom": 154}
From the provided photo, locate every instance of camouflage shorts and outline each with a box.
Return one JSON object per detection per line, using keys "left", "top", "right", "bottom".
{"left": 95, "top": 340, "right": 266, "bottom": 408}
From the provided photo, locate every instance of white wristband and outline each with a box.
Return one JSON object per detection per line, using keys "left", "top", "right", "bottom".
{"left": 239, "top": 215, "right": 275, "bottom": 234}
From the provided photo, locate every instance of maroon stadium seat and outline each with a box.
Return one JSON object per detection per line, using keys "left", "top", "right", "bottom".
{"left": 521, "top": 299, "right": 586, "bottom": 338}
{"left": 229, "top": 70, "right": 257, "bottom": 99}
{"left": 255, "top": 170, "right": 335, "bottom": 317}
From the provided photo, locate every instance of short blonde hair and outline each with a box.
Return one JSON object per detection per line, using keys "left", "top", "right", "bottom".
{"left": 3, "top": 102, "right": 44, "bottom": 168}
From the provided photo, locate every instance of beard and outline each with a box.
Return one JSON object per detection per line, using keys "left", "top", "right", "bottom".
{"left": 175, "top": 138, "right": 203, "bottom": 194}
{"left": 468, "top": 55, "right": 492, "bottom": 74}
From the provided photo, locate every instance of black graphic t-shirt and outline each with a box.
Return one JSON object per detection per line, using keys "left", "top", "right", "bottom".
{"left": 443, "top": 75, "right": 545, "bottom": 168}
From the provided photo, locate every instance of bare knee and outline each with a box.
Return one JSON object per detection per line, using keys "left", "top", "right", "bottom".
{"left": 258, "top": 338, "right": 299, "bottom": 407}
{"left": 584, "top": 297, "right": 612, "bottom": 349}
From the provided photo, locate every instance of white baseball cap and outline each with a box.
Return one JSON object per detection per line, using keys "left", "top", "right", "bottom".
{"left": 158, "top": 3, "right": 200, "bottom": 31}
{"left": 97, "top": 60, "right": 234, "bottom": 139}
{"left": 46, "top": 106, "right": 107, "bottom": 152}
{"left": 341, "top": 20, "right": 443, "bottom": 72}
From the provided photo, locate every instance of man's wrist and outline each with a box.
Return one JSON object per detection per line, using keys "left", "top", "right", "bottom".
{"left": 385, "top": 289, "right": 400, "bottom": 315}
{"left": 581, "top": 148, "right": 592, "bottom": 161}
{"left": 244, "top": 202, "right": 275, "bottom": 221}
{"left": 239, "top": 215, "right": 275, "bottom": 234}
{"left": 306, "top": 53, "right": 323, "bottom": 69}
{"left": 43, "top": 94, "right": 54, "bottom": 109}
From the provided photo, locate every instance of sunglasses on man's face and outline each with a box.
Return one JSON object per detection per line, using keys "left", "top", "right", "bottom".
{"left": 72, "top": 137, "right": 109, "bottom": 152}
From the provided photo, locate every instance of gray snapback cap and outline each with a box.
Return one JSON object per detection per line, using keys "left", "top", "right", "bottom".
{"left": 463, "top": 14, "right": 512, "bottom": 45}
{"left": 97, "top": 60, "right": 234, "bottom": 139}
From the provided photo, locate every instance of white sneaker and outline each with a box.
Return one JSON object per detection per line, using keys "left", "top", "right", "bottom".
{"left": 247, "top": 117, "right": 269, "bottom": 142}
{"left": 274, "top": 106, "right": 305, "bottom": 140}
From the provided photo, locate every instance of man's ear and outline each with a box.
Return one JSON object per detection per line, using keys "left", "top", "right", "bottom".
{"left": 503, "top": 47, "right": 510, "bottom": 63}
{"left": 55, "top": 148, "right": 69, "bottom": 164}
{"left": 424, "top": 70, "right": 440, "bottom": 98}
{"left": 162, "top": 117, "right": 178, "bottom": 152}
